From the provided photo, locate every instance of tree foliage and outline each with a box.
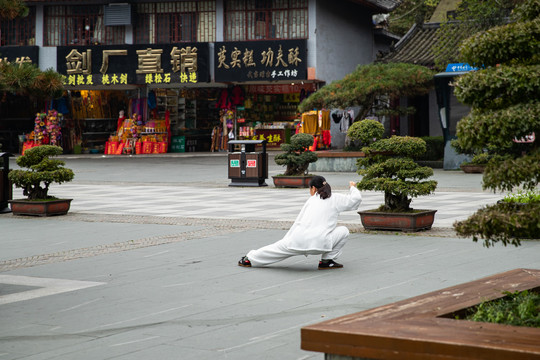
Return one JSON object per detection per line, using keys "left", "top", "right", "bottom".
{"left": 454, "top": 102, "right": 540, "bottom": 151}
{"left": 454, "top": 66, "right": 540, "bottom": 109}
{"left": 356, "top": 136, "right": 437, "bottom": 211}
{"left": 8, "top": 145, "right": 74, "bottom": 200}
{"left": 453, "top": 1, "right": 540, "bottom": 246}
{"left": 459, "top": 18, "right": 540, "bottom": 67}
{"left": 347, "top": 119, "right": 385, "bottom": 146}
{"left": 0, "top": 62, "right": 64, "bottom": 100}
{"left": 387, "top": 0, "right": 439, "bottom": 36}
{"left": 298, "top": 63, "right": 434, "bottom": 120}
{"left": 0, "top": 0, "right": 28, "bottom": 20}
{"left": 432, "top": 0, "right": 519, "bottom": 70}
{"left": 454, "top": 202, "right": 540, "bottom": 247}
{"left": 274, "top": 133, "right": 318, "bottom": 176}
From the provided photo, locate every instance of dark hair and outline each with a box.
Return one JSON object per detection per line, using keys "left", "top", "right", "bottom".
{"left": 309, "top": 175, "right": 332, "bottom": 199}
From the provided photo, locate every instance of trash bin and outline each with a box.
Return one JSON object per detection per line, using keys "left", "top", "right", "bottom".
{"left": 228, "top": 140, "right": 268, "bottom": 187}
{"left": 0, "top": 152, "right": 13, "bottom": 213}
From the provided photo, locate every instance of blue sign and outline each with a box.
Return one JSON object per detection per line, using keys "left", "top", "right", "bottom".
{"left": 445, "top": 63, "right": 478, "bottom": 72}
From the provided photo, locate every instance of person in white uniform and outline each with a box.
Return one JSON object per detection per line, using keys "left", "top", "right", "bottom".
{"left": 238, "top": 175, "right": 362, "bottom": 270}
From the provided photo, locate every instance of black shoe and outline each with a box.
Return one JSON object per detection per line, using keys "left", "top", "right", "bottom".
{"left": 318, "top": 259, "right": 343, "bottom": 270}
{"left": 238, "top": 256, "right": 251, "bottom": 267}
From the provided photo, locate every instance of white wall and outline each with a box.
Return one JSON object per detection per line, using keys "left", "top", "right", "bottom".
{"left": 307, "top": 0, "right": 317, "bottom": 71}
{"left": 34, "top": 4, "right": 56, "bottom": 70}
{"left": 314, "top": 0, "right": 375, "bottom": 84}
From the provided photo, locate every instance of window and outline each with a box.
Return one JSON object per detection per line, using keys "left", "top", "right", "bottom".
{"left": 135, "top": 2, "right": 216, "bottom": 44}
{"left": 44, "top": 5, "right": 125, "bottom": 46}
{"left": 0, "top": 7, "right": 36, "bottom": 46}
{"left": 224, "top": 0, "right": 308, "bottom": 41}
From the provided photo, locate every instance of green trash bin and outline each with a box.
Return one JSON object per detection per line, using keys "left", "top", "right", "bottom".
{"left": 171, "top": 136, "right": 185, "bottom": 153}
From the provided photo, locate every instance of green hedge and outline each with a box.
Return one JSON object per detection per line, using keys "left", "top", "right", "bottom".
{"left": 454, "top": 201, "right": 540, "bottom": 247}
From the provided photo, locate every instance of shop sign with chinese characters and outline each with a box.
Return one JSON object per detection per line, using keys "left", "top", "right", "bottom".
{"left": 0, "top": 46, "right": 38, "bottom": 67}
{"left": 214, "top": 40, "right": 307, "bottom": 82}
{"left": 56, "top": 44, "right": 210, "bottom": 87}
{"left": 252, "top": 130, "right": 284, "bottom": 148}
{"left": 247, "top": 83, "right": 317, "bottom": 95}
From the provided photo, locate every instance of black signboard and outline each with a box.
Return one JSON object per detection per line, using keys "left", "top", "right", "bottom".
{"left": 0, "top": 46, "right": 39, "bottom": 66}
{"left": 214, "top": 39, "right": 307, "bottom": 82}
{"left": 57, "top": 43, "right": 210, "bottom": 87}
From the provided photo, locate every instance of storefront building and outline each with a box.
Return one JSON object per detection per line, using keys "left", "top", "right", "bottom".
{"left": 1, "top": 0, "right": 398, "bottom": 154}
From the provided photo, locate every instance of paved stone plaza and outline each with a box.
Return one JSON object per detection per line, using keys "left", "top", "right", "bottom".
{"left": 1, "top": 153, "right": 539, "bottom": 359}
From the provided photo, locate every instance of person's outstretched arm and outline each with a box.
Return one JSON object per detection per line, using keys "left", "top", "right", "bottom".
{"left": 334, "top": 181, "right": 362, "bottom": 212}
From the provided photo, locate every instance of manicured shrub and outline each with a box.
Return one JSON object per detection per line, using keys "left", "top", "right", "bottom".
{"left": 347, "top": 119, "right": 385, "bottom": 146}
{"left": 453, "top": 1, "right": 539, "bottom": 246}
{"left": 274, "top": 133, "right": 318, "bottom": 176}
{"left": 8, "top": 145, "right": 74, "bottom": 200}
{"left": 356, "top": 136, "right": 437, "bottom": 211}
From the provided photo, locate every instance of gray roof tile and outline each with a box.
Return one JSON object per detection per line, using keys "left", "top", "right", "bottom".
{"left": 382, "top": 22, "right": 470, "bottom": 68}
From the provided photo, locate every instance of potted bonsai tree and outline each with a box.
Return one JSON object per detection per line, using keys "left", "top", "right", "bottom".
{"left": 451, "top": 139, "right": 492, "bottom": 174}
{"left": 460, "top": 153, "right": 491, "bottom": 173}
{"left": 273, "top": 133, "right": 318, "bottom": 188}
{"left": 356, "top": 136, "right": 438, "bottom": 231}
{"left": 8, "top": 145, "right": 74, "bottom": 216}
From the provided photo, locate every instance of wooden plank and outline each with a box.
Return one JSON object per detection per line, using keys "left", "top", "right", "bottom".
{"left": 302, "top": 268, "right": 540, "bottom": 359}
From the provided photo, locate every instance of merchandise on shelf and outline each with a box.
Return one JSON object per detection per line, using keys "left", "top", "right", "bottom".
{"left": 46, "top": 110, "right": 62, "bottom": 146}
{"left": 118, "top": 113, "right": 141, "bottom": 140}
{"left": 296, "top": 110, "right": 332, "bottom": 150}
{"left": 105, "top": 110, "right": 170, "bottom": 155}
{"left": 32, "top": 112, "right": 47, "bottom": 143}
{"left": 154, "top": 89, "right": 199, "bottom": 132}
{"left": 238, "top": 126, "right": 255, "bottom": 137}
{"left": 71, "top": 90, "right": 137, "bottom": 154}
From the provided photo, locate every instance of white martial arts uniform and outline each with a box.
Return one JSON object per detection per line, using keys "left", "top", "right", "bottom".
{"left": 246, "top": 186, "right": 362, "bottom": 266}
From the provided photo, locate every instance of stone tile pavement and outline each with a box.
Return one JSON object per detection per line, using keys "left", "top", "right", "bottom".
{"left": 1, "top": 154, "right": 538, "bottom": 360}
{"left": 11, "top": 183, "right": 504, "bottom": 228}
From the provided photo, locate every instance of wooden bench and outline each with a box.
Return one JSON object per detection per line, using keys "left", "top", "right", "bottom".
{"left": 302, "top": 268, "right": 540, "bottom": 359}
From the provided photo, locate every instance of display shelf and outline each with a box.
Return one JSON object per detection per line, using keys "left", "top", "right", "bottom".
{"left": 156, "top": 89, "right": 179, "bottom": 126}
{"left": 84, "top": 138, "right": 109, "bottom": 143}
{"left": 177, "top": 97, "right": 186, "bottom": 129}
{"left": 185, "top": 99, "right": 196, "bottom": 129}
{"left": 82, "top": 118, "right": 117, "bottom": 148}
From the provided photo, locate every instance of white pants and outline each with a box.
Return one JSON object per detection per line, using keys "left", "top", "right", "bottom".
{"left": 246, "top": 226, "right": 349, "bottom": 267}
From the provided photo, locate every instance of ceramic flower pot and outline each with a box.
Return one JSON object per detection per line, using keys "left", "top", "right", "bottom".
{"left": 358, "top": 209, "right": 437, "bottom": 232}
{"left": 460, "top": 164, "right": 486, "bottom": 173}
{"left": 272, "top": 175, "right": 315, "bottom": 188}
{"left": 9, "top": 199, "right": 72, "bottom": 217}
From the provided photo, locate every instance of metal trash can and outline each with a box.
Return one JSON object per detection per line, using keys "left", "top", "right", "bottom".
{"left": 228, "top": 140, "right": 268, "bottom": 187}
{"left": 0, "top": 152, "right": 13, "bottom": 213}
